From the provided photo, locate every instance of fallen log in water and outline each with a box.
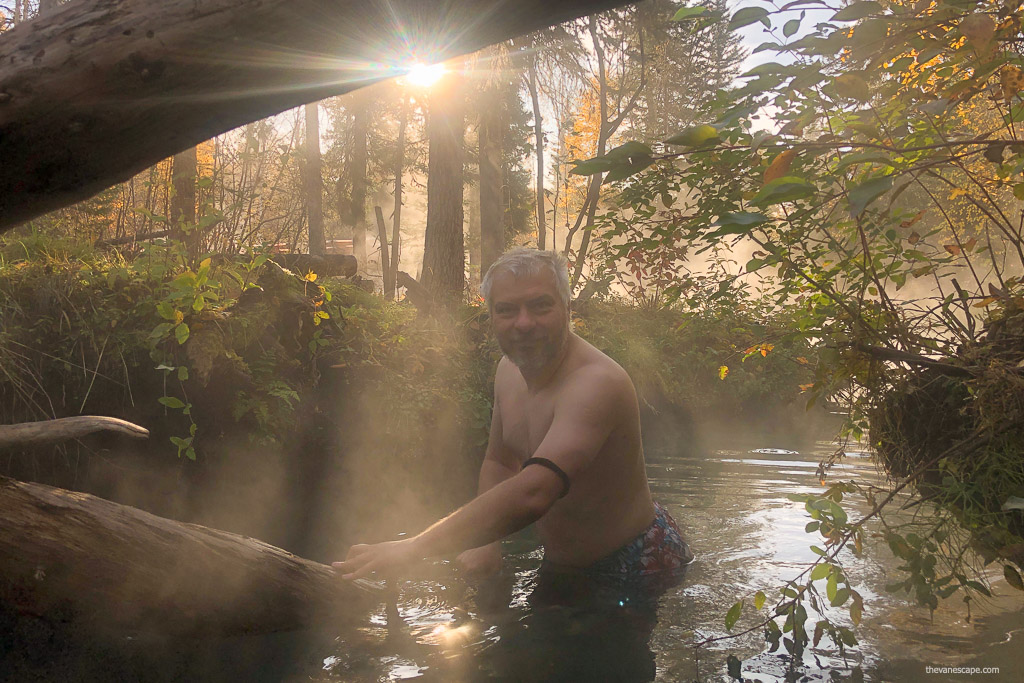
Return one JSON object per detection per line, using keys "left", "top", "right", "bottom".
{"left": 0, "top": 475, "right": 380, "bottom": 636}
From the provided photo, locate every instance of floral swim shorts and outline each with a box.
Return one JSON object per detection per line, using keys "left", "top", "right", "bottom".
{"left": 535, "top": 502, "right": 695, "bottom": 604}
{"left": 585, "top": 502, "right": 695, "bottom": 587}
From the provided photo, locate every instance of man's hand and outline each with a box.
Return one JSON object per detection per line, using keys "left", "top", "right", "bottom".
{"left": 456, "top": 544, "right": 502, "bottom": 578}
{"left": 332, "top": 539, "right": 421, "bottom": 580}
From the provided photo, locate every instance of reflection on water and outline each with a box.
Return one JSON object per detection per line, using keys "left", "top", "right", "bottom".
{"left": 310, "top": 429, "right": 1022, "bottom": 682}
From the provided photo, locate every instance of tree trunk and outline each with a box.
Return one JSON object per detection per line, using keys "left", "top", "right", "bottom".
{"left": 37, "top": 0, "right": 60, "bottom": 17}
{"left": 468, "top": 167, "right": 481, "bottom": 282}
{"left": 374, "top": 205, "right": 392, "bottom": 298}
{"left": 391, "top": 93, "right": 408, "bottom": 298}
{"left": 304, "top": 102, "right": 325, "bottom": 256}
{"left": 528, "top": 60, "right": 546, "bottom": 251}
{"left": 478, "top": 84, "right": 503, "bottom": 276}
{"left": 0, "top": 475, "right": 378, "bottom": 636}
{"left": 566, "top": 14, "right": 611, "bottom": 289}
{"left": 170, "top": 145, "right": 198, "bottom": 255}
{"left": 349, "top": 94, "right": 369, "bottom": 269}
{"left": 0, "top": 0, "right": 629, "bottom": 234}
{"left": 421, "top": 71, "right": 466, "bottom": 304}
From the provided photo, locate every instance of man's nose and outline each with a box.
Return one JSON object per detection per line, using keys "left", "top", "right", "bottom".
{"left": 513, "top": 308, "right": 535, "bottom": 331}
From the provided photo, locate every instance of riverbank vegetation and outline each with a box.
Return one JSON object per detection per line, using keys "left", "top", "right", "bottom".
{"left": 0, "top": 232, "right": 815, "bottom": 530}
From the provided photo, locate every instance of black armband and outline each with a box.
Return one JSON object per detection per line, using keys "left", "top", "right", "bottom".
{"left": 521, "top": 457, "right": 571, "bottom": 498}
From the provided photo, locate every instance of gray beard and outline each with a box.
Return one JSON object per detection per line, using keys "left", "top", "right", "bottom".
{"left": 500, "top": 327, "right": 568, "bottom": 375}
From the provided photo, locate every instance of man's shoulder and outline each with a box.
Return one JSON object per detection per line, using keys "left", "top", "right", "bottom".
{"left": 495, "top": 355, "right": 517, "bottom": 384}
{"left": 572, "top": 337, "right": 632, "bottom": 384}
{"left": 494, "top": 356, "right": 523, "bottom": 397}
{"left": 561, "top": 343, "right": 635, "bottom": 405}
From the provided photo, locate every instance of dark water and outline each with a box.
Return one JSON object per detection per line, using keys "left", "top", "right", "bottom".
{"left": 294, "top": 428, "right": 1023, "bottom": 683}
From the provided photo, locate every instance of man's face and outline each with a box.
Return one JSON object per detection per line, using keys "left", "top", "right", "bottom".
{"left": 489, "top": 268, "right": 569, "bottom": 375}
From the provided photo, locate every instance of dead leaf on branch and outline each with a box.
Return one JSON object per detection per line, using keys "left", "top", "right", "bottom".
{"left": 1000, "top": 66, "right": 1024, "bottom": 101}
{"left": 764, "top": 149, "right": 798, "bottom": 184}
{"left": 960, "top": 13, "right": 995, "bottom": 51}
{"left": 902, "top": 210, "right": 925, "bottom": 229}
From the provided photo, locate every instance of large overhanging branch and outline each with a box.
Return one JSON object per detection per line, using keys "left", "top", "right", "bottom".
{"left": 0, "top": 0, "right": 631, "bottom": 232}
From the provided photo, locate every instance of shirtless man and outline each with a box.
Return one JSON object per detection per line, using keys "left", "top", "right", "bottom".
{"left": 334, "top": 248, "right": 692, "bottom": 590}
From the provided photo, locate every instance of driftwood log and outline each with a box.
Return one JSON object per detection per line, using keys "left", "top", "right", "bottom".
{"left": 0, "top": 475, "right": 380, "bottom": 636}
{"left": 0, "top": 416, "right": 149, "bottom": 448}
{"left": 0, "top": 0, "right": 629, "bottom": 232}
{"left": 94, "top": 228, "right": 171, "bottom": 248}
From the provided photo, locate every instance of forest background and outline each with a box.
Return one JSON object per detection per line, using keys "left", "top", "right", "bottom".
{"left": 2, "top": 0, "right": 1023, "bottom": 675}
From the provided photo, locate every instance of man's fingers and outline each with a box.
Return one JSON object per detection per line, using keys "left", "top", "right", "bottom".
{"left": 346, "top": 544, "right": 370, "bottom": 559}
{"left": 329, "top": 544, "right": 373, "bottom": 577}
{"left": 332, "top": 548, "right": 382, "bottom": 580}
{"left": 335, "top": 556, "right": 377, "bottom": 580}
{"left": 332, "top": 552, "right": 371, "bottom": 575}
{"left": 331, "top": 540, "right": 414, "bottom": 580}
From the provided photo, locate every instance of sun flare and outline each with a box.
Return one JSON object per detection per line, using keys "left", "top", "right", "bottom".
{"left": 403, "top": 62, "right": 446, "bottom": 88}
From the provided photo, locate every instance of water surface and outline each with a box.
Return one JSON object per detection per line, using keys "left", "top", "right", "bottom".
{"left": 310, "top": 430, "right": 1023, "bottom": 682}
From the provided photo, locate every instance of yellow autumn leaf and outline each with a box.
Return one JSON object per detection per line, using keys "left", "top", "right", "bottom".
{"left": 304, "top": 270, "right": 318, "bottom": 282}
{"left": 973, "top": 296, "right": 999, "bottom": 308}
{"left": 760, "top": 343, "right": 774, "bottom": 357}
{"left": 174, "top": 310, "right": 184, "bottom": 325}
{"left": 799, "top": 382, "right": 815, "bottom": 392}
{"left": 997, "top": 17, "right": 1020, "bottom": 33}
{"left": 763, "top": 150, "right": 797, "bottom": 185}
{"left": 718, "top": 365, "right": 729, "bottom": 380}
{"left": 665, "top": 124, "right": 720, "bottom": 148}
{"left": 796, "top": 356, "right": 809, "bottom": 365}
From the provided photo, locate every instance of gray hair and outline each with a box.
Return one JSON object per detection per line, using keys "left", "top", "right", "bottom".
{"left": 481, "top": 248, "right": 571, "bottom": 308}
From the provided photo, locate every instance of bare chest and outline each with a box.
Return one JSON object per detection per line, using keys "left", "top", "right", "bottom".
{"left": 499, "top": 392, "right": 555, "bottom": 462}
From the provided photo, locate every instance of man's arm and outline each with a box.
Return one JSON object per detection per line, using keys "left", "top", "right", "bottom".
{"left": 475, "top": 359, "right": 521, "bottom": 495}
{"left": 457, "top": 363, "right": 520, "bottom": 574}
{"left": 333, "top": 366, "right": 624, "bottom": 580}
{"left": 335, "top": 464, "right": 563, "bottom": 579}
